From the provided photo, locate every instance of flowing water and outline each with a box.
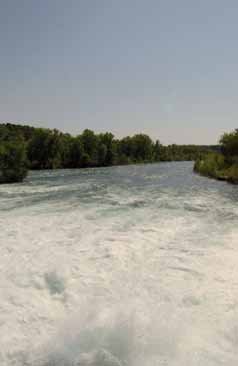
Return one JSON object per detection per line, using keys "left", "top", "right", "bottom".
{"left": 1, "top": 162, "right": 238, "bottom": 366}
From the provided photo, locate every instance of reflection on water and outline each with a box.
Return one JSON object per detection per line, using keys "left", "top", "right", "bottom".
{"left": 0, "top": 162, "right": 238, "bottom": 365}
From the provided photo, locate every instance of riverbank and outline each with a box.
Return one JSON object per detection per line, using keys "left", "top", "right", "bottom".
{"left": 0, "top": 123, "right": 219, "bottom": 184}
{"left": 194, "top": 153, "right": 238, "bottom": 184}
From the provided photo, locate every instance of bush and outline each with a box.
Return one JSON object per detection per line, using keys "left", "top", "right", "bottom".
{"left": 224, "top": 165, "right": 238, "bottom": 184}
{"left": 0, "top": 140, "right": 28, "bottom": 183}
{"left": 194, "top": 153, "right": 225, "bottom": 178}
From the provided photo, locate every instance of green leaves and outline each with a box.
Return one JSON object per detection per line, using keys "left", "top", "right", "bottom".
{"left": 0, "top": 139, "right": 28, "bottom": 183}
{"left": 194, "top": 153, "right": 225, "bottom": 178}
{"left": 194, "top": 128, "right": 238, "bottom": 184}
{"left": 220, "top": 129, "right": 238, "bottom": 163}
{"left": 0, "top": 123, "right": 220, "bottom": 183}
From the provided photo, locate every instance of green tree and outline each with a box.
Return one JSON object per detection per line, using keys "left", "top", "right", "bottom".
{"left": 98, "top": 133, "right": 115, "bottom": 165}
{"left": 153, "top": 140, "right": 161, "bottom": 161}
{"left": 28, "top": 128, "right": 63, "bottom": 169}
{"left": 0, "top": 139, "right": 28, "bottom": 183}
{"left": 220, "top": 129, "right": 238, "bottom": 163}
{"left": 0, "top": 122, "right": 220, "bottom": 176}
{"left": 131, "top": 134, "right": 153, "bottom": 162}
{"left": 81, "top": 129, "right": 99, "bottom": 166}
{"left": 97, "top": 143, "right": 107, "bottom": 166}
{"left": 67, "top": 136, "right": 84, "bottom": 168}
{"left": 118, "top": 137, "right": 134, "bottom": 160}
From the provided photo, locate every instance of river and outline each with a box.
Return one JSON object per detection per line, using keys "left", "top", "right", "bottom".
{"left": 0, "top": 162, "right": 238, "bottom": 365}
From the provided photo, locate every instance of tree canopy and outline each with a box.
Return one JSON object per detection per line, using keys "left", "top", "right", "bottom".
{"left": 0, "top": 122, "right": 218, "bottom": 183}
{"left": 0, "top": 138, "right": 28, "bottom": 183}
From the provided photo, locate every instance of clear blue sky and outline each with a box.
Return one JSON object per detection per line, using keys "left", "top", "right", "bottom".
{"left": 1, "top": 0, "right": 238, "bottom": 144}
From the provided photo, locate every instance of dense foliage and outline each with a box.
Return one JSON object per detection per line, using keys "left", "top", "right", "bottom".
{"left": 220, "top": 129, "right": 238, "bottom": 164}
{"left": 0, "top": 138, "right": 28, "bottom": 183}
{"left": 0, "top": 123, "right": 217, "bottom": 183}
{"left": 194, "top": 129, "right": 238, "bottom": 184}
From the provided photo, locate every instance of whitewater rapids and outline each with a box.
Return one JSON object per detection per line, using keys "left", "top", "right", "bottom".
{"left": 0, "top": 162, "right": 238, "bottom": 365}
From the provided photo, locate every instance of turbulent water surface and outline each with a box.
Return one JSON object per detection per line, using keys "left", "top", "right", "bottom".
{"left": 1, "top": 162, "right": 238, "bottom": 365}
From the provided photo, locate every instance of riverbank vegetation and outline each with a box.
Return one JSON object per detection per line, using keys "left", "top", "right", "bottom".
{"left": 194, "top": 129, "right": 238, "bottom": 184}
{"left": 0, "top": 123, "right": 217, "bottom": 183}
{"left": 0, "top": 135, "right": 28, "bottom": 183}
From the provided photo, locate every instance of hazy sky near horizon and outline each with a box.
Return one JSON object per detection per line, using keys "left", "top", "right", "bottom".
{"left": 1, "top": 0, "right": 238, "bottom": 144}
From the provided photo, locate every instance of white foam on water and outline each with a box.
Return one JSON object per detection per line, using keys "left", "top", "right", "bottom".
{"left": 1, "top": 163, "right": 238, "bottom": 365}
